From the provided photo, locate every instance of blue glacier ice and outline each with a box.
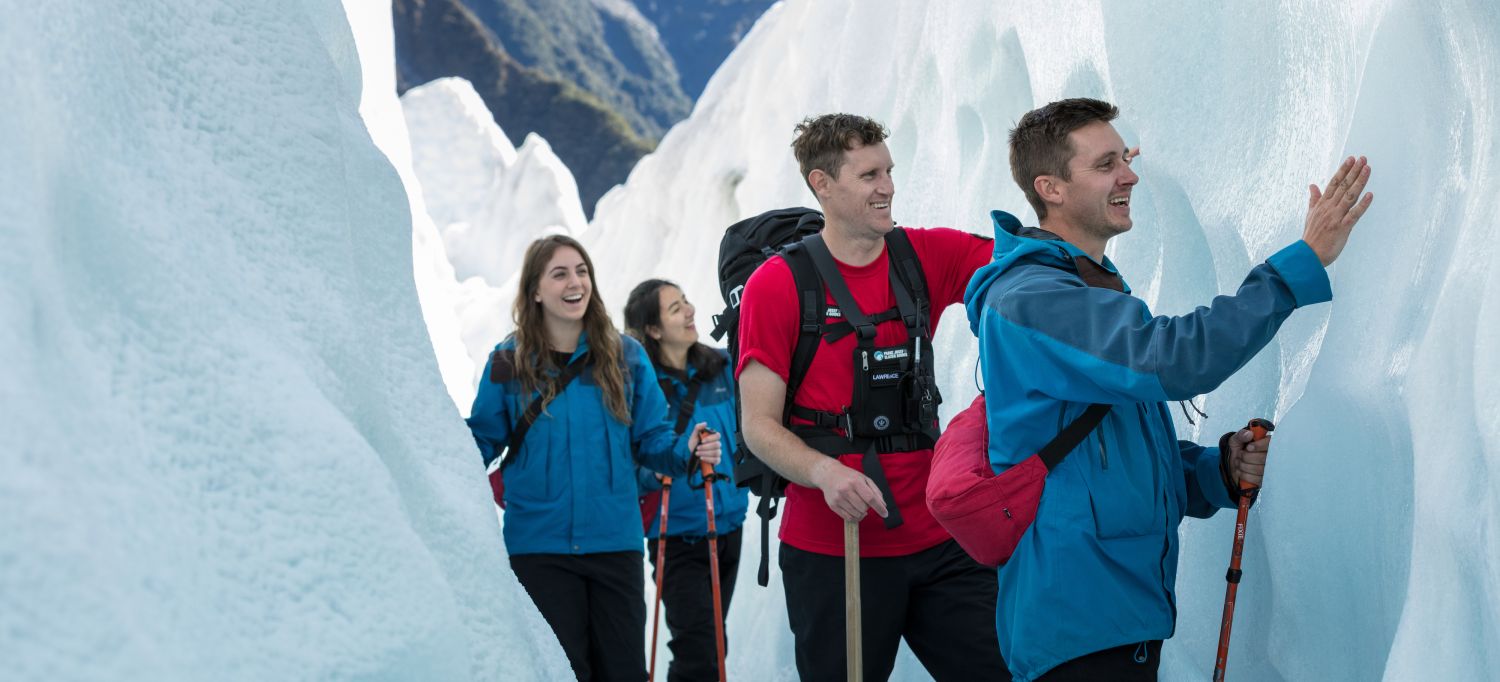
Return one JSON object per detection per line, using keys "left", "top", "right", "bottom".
{"left": 4, "top": 0, "right": 1496, "bottom": 680}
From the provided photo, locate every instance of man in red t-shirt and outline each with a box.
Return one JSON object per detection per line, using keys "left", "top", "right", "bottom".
{"left": 737, "top": 114, "right": 1009, "bottom": 680}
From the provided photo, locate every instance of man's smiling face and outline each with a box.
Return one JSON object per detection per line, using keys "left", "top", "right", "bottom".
{"left": 818, "top": 140, "right": 896, "bottom": 238}
{"left": 1052, "top": 121, "right": 1139, "bottom": 242}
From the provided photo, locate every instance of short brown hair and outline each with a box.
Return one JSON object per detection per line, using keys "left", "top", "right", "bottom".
{"left": 791, "top": 114, "right": 890, "bottom": 193}
{"left": 1008, "top": 98, "right": 1119, "bottom": 220}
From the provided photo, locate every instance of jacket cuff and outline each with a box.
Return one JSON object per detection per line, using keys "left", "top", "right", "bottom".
{"left": 1267, "top": 240, "right": 1332, "bottom": 307}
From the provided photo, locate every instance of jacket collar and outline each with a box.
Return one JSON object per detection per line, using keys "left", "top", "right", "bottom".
{"left": 964, "top": 210, "right": 1130, "bottom": 334}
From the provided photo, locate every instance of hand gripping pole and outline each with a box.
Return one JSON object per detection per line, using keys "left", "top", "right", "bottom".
{"left": 1213, "top": 418, "right": 1274, "bottom": 681}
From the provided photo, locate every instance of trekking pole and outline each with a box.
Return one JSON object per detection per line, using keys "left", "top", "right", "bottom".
{"left": 845, "top": 518, "right": 862, "bottom": 682}
{"left": 698, "top": 455, "right": 728, "bottom": 682}
{"left": 648, "top": 476, "right": 672, "bottom": 682}
{"left": 1213, "top": 418, "right": 1274, "bottom": 682}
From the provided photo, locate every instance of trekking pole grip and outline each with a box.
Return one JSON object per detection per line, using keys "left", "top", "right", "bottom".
{"left": 1241, "top": 419, "right": 1274, "bottom": 495}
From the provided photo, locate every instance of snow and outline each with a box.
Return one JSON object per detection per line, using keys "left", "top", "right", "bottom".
{"left": 400, "top": 78, "right": 589, "bottom": 408}
{"left": 410, "top": 1, "right": 1499, "bottom": 680}
{"left": 1, "top": 1, "right": 566, "bottom": 679}
{"left": 403, "top": 78, "right": 588, "bottom": 289}
{"left": 5, "top": 0, "right": 1496, "bottom": 679}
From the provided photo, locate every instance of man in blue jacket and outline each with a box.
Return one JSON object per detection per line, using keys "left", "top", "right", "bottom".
{"left": 965, "top": 98, "right": 1373, "bottom": 681}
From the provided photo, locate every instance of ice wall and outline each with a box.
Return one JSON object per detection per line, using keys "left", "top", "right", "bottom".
{"left": 0, "top": 1, "right": 567, "bottom": 679}
{"left": 401, "top": 78, "right": 589, "bottom": 408}
{"left": 403, "top": 78, "right": 587, "bottom": 289}
{"left": 564, "top": 1, "right": 1498, "bottom": 679}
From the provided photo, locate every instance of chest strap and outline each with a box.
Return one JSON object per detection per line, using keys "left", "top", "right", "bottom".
{"left": 499, "top": 351, "right": 593, "bottom": 471}
{"left": 794, "top": 235, "right": 930, "bottom": 530}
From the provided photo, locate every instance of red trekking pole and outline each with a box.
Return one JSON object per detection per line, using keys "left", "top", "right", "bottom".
{"left": 1213, "top": 418, "right": 1274, "bottom": 681}
{"left": 648, "top": 476, "right": 673, "bottom": 682}
{"left": 699, "top": 456, "right": 728, "bottom": 682}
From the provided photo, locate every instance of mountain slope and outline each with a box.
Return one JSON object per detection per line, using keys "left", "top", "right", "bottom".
{"left": 393, "top": 0, "right": 654, "bottom": 216}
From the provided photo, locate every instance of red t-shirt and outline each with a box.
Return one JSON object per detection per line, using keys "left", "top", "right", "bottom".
{"left": 736, "top": 226, "right": 993, "bottom": 557}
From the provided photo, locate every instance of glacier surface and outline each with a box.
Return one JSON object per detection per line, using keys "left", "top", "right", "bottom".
{"left": 5, "top": 0, "right": 1497, "bottom": 680}
{"left": 411, "top": 1, "right": 1499, "bottom": 680}
{"left": 1, "top": 0, "right": 568, "bottom": 679}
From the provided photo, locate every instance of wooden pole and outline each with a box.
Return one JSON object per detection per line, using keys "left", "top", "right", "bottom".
{"left": 845, "top": 519, "right": 862, "bottom": 682}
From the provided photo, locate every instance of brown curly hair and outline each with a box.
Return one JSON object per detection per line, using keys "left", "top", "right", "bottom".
{"left": 791, "top": 113, "right": 890, "bottom": 194}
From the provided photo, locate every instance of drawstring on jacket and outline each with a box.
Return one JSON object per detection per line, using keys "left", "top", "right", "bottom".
{"left": 1177, "top": 397, "right": 1209, "bottom": 425}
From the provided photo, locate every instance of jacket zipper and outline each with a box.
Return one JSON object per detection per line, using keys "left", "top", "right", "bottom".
{"left": 1099, "top": 437, "right": 1109, "bottom": 469}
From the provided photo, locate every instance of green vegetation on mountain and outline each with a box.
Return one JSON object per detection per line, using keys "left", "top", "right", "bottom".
{"left": 394, "top": 0, "right": 655, "bottom": 217}
{"left": 462, "top": 0, "right": 690, "bottom": 140}
{"left": 636, "top": 0, "right": 776, "bottom": 99}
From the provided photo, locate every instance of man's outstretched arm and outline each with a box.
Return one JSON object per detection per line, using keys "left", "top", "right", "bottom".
{"left": 980, "top": 156, "right": 1375, "bottom": 405}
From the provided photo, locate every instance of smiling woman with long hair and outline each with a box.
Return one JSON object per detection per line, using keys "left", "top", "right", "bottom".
{"left": 624, "top": 279, "right": 748, "bottom": 681}
{"left": 466, "top": 235, "right": 721, "bottom": 681}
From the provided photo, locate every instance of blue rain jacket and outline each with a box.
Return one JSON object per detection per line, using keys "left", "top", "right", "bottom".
{"left": 964, "top": 210, "right": 1332, "bottom": 681}
{"left": 468, "top": 333, "right": 697, "bottom": 556}
{"left": 636, "top": 348, "right": 749, "bottom": 539}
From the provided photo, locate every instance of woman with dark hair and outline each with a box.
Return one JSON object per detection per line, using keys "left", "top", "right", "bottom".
{"left": 467, "top": 236, "right": 721, "bottom": 682}
{"left": 624, "top": 278, "right": 748, "bottom": 682}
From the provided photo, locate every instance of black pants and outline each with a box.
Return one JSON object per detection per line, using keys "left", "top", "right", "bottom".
{"left": 510, "top": 551, "right": 646, "bottom": 682}
{"left": 780, "top": 539, "right": 1010, "bottom": 681}
{"left": 1037, "top": 640, "right": 1163, "bottom": 681}
{"left": 646, "top": 529, "right": 742, "bottom": 682}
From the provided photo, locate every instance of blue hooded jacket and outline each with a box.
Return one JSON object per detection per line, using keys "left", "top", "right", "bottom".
{"left": 636, "top": 347, "right": 749, "bottom": 539}
{"left": 964, "top": 210, "right": 1332, "bottom": 681}
{"left": 468, "top": 333, "right": 698, "bottom": 556}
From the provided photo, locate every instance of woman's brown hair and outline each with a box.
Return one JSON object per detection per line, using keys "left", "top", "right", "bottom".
{"left": 512, "top": 235, "right": 631, "bottom": 424}
{"left": 623, "top": 278, "right": 722, "bottom": 377}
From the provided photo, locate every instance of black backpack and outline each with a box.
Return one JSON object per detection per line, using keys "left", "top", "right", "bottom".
{"left": 710, "top": 207, "right": 826, "bottom": 498}
{"left": 710, "top": 207, "right": 932, "bottom": 586}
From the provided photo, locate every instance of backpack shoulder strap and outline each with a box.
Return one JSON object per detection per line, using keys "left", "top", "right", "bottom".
{"left": 670, "top": 371, "right": 708, "bottom": 435}
{"left": 803, "top": 234, "right": 879, "bottom": 343}
{"left": 500, "top": 350, "right": 593, "bottom": 470}
{"left": 779, "top": 242, "right": 825, "bottom": 425}
{"left": 489, "top": 349, "right": 517, "bottom": 384}
{"left": 884, "top": 228, "right": 930, "bottom": 329}
{"left": 1032, "top": 257, "right": 1123, "bottom": 470}
{"left": 1037, "top": 403, "right": 1111, "bottom": 470}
